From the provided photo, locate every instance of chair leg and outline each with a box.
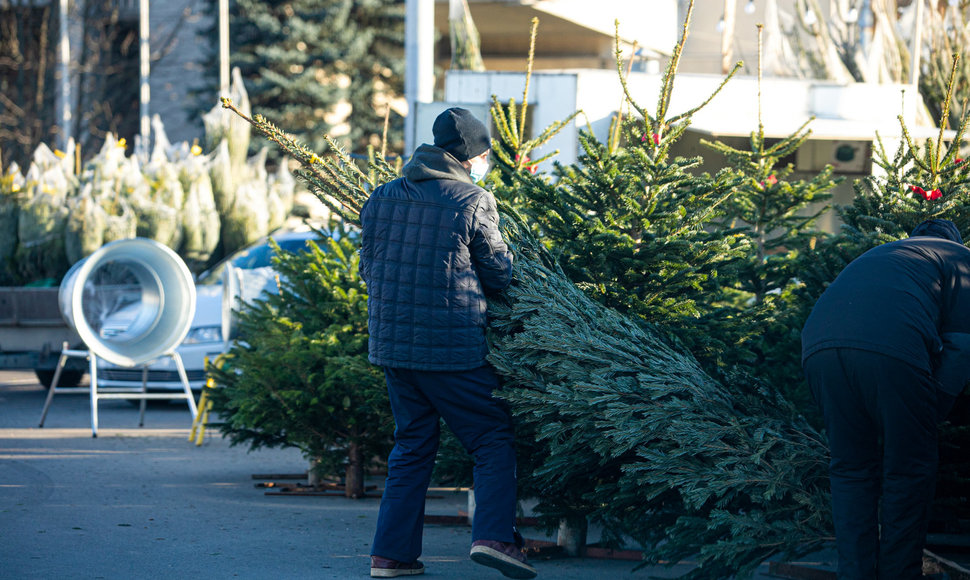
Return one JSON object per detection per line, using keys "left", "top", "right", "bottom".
{"left": 89, "top": 353, "right": 99, "bottom": 438}
{"left": 139, "top": 366, "right": 148, "bottom": 427}
{"left": 38, "top": 348, "right": 70, "bottom": 428}
{"left": 172, "top": 352, "right": 198, "bottom": 419}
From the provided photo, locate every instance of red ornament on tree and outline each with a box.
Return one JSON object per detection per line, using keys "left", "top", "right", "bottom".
{"left": 514, "top": 153, "right": 538, "bottom": 174}
{"left": 909, "top": 185, "right": 943, "bottom": 201}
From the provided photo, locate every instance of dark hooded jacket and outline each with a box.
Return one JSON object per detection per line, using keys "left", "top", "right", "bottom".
{"left": 801, "top": 235, "right": 970, "bottom": 395}
{"left": 359, "top": 144, "right": 513, "bottom": 371}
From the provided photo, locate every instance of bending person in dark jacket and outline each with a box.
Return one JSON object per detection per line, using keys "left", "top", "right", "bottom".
{"left": 361, "top": 107, "right": 534, "bottom": 579}
{"left": 802, "top": 219, "right": 970, "bottom": 580}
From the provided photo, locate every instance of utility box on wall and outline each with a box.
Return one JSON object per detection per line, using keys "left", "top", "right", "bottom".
{"left": 796, "top": 140, "right": 872, "bottom": 175}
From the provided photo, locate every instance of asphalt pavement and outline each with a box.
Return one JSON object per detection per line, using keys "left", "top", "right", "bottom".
{"left": 0, "top": 369, "right": 831, "bottom": 580}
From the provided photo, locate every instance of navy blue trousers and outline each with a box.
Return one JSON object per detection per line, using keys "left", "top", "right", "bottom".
{"left": 371, "top": 365, "right": 518, "bottom": 563}
{"left": 804, "top": 348, "right": 948, "bottom": 580}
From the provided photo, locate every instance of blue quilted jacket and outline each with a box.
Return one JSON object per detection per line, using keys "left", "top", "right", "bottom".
{"left": 359, "top": 144, "right": 514, "bottom": 371}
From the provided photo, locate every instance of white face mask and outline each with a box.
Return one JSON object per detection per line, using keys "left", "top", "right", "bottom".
{"left": 469, "top": 159, "right": 489, "bottom": 183}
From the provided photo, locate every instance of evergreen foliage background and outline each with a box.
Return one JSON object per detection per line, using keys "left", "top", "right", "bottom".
{"left": 196, "top": 0, "right": 405, "bottom": 158}
{"left": 218, "top": 7, "right": 970, "bottom": 574}
{"left": 499, "top": 122, "right": 751, "bottom": 369}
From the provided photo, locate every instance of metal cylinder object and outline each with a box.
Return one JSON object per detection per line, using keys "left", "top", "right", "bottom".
{"left": 58, "top": 238, "right": 196, "bottom": 367}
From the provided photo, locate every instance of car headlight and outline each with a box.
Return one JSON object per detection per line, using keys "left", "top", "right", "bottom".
{"left": 181, "top": 325, "right": 222, "bottom": 345}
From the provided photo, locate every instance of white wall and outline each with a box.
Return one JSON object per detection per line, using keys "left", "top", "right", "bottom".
{"left": 444, "top": 68, "right": 924, "bottom": 172}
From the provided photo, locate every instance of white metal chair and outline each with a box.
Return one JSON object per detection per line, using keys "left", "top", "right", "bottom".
{"left": 37, "top": 238, "right": 199, "bottom": 437}
{"left": 38, "top": 341, "right": 197, "bottom": 437}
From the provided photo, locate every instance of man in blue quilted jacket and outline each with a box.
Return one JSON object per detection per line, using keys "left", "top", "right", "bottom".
{"left": 360, "top": 108, "right": 534, "bottom": 579}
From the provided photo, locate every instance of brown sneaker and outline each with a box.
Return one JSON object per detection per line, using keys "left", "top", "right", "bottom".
{"left": 470, "top": 539, "right": 537, "bottom": 579}
{"left": 370, "top": 555, "right": 425, "bottom": 577}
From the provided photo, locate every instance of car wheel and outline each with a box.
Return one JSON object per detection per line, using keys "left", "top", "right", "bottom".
{"left": 35, "top": 369, "right": 85, "bottom": 389}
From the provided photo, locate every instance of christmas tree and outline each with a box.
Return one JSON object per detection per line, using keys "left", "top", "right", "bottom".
{"left": 489, "top": 17, "right": 752, "bottom": 372}
{"left": 699, "top": 25, "right": 841, "bottom": 411}
{"left": 486, "top": 219, "right": 831, "bottom": 576}
{"left": 208, "top": 222, "right": 393, "bottom": 498}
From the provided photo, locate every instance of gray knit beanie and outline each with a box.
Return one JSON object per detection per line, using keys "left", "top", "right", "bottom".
{"left": 432, "top": 107, "right": 491, "bottom": 162}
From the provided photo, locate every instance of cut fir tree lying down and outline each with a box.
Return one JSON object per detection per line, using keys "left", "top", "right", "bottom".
{"left": 222, "top": 99, "right": 831, "bottom": 579}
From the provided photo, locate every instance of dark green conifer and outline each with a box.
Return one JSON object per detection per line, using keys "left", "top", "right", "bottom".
{"left": 208, "top": 223, "right": 393, "bottom": 499}
{"left": 490, "top": 14, "right": 751, "bottom": 371}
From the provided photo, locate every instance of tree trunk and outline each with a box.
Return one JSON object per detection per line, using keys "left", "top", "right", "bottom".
{"left": 345, "top": 440, "right": 365, "bottom": 499}
{"left": 556, "top": 515, "right": 588, "bottom": 557}
{"left": 308, "top": 455, "right": 323, "bottom": 487}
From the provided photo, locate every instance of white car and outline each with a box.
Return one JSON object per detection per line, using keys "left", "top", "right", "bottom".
{"left": 95, "top": 228, "right": 322, "bottom": 392}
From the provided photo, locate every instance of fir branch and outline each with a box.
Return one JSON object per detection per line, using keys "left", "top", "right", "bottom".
{"left": 656, "top": 0, "right": 694, "bottom": 124}
{"left": 613, "top": 0, "right": 738, "bottom": 148}
{"left": 520, "top": 18, "right": 538, "bottom": 139}
{"left": 614, "top": 21, "right": 651, "bottom": 125}
{"left": 896, "top": 117, "right": 933, "bottom": 174}
{"left": 486, "top": 18, "right": 579, "bottom": 176}
{"left": 222, "top": 97, "right": 382, "bottom": 226}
